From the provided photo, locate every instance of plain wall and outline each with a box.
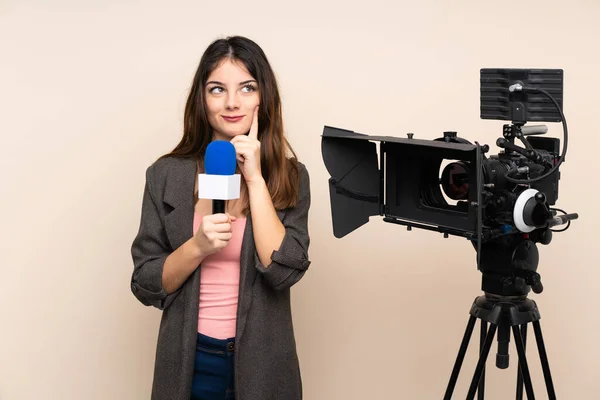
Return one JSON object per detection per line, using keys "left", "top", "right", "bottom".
{"left": 2, "top": 0, "right": 599, "bottom": 398}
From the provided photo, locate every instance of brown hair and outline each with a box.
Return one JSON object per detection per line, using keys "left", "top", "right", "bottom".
{"left": 160, "top": 36, "right": 299, "bottom": 211}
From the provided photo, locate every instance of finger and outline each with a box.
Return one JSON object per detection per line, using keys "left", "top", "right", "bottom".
{"left": 204, "top": 214, "right": 230, "bottom": 224}
{"left": 233, "top": 147, "right": 253, "bottom": 161}
{"left": 234, "top": 147, "right": 253, "bottom": 158}
{"left": 232, "top": 140, "right": 250, "bottom": 151}
{"left": 233, "top": 137, "right": 260, "bottom": 155}
{"left": 230, "top": 135, "right": 249, "bottom": 144}
{"left": 233, "top": 142, "right": 258, "bottom": 154}
{"left": 232, "top": 140, "right": 250, "bottom": 150}
{"left": 212, "top": 222, "right": 232, "bottom": 233}
{"left": 248, "top": 106, "right": 259, "bottom": 139}
{"left": 214, "top": 232, "right": 233, "bottom": 241}
{"left": 235, "top": 138, "right": 260, "bottom": 149}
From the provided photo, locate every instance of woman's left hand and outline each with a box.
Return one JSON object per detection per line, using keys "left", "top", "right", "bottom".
{"left": 231, "top": 106, "right": 262, "bottom": 184}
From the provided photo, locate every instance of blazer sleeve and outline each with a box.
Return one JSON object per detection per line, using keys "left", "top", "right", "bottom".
{"left": 130, "top": 165, "right": 182, "bottom": 310}
{"left": 254, "top": 163, "right": 311, "bottom": 291}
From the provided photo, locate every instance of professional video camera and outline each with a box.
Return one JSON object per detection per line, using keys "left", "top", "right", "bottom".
{"left": 321, "top": 68, "right": 578, "bottom": 399}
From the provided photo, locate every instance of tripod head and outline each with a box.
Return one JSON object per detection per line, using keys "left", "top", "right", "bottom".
{"left": 478, "top": 232, "right": 543, "bottom": 297}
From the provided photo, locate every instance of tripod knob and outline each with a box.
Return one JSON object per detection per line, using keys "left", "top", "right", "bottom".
{"left": 530, "top": 272, "right": 544, "bottom": 294}
{"left": 539, "top": 229, "right": 553, "bottom": 245}
{"left": 535, "top": 192, "right": 551, "bottom": 216}
{"left": 535, "top": 192, "right": 547, "bottom": 205}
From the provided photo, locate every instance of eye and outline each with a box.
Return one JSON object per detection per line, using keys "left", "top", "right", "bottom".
{"left": 241, "top": 84, "right": 257, "bottom": 93}
{"left": 208, "top": 86, "right": 224, "bottom": 94}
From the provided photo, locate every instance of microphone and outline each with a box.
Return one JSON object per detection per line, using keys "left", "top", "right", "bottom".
{"left": 197, "top": 140, "right": 240, "bottom": 214}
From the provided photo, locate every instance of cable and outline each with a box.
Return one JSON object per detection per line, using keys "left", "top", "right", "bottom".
{"left": 503, "top": 84, "right": 568, "bottom": 184}
{"left": 549, "top": 207, "right": 571, "bottom": 232}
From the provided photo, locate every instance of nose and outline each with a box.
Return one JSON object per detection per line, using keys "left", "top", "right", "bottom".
{"left": 225, "top": 91, "right": 240, "bottom": 110}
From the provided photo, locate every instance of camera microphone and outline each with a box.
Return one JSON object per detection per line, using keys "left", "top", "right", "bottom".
{"left": 198, "top": 140, "right": 241, "bottom": 214}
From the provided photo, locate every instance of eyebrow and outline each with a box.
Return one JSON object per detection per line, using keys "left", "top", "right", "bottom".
{"left": 206, "top": 79, "right": 257, "bottom": 86}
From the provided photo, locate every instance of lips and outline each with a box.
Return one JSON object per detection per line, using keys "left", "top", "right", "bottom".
{"left": 222, "top": 115, "right": 243, "bottom": 122}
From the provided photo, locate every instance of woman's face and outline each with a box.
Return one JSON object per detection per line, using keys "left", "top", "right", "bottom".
{"left": 204, "top": 58, "right": 260, "bottom": 142}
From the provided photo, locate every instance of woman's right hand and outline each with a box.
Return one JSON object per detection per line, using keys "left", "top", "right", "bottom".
{"left": 193, "top": 214, "right": 237, "bottom": 258}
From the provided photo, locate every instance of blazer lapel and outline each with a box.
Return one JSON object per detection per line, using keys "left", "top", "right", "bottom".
{"left": 236, "top": 208, "right": 286, "bottom": 340}
{"left": 236, "top": 210, "right": 257, "bottom": 340}
{"left": 163, "top": 158, "right": 196, "bottom": 251}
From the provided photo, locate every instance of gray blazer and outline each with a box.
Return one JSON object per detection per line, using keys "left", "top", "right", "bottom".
{"left": 130, "top": 156, "right": 311, "bottom": 400}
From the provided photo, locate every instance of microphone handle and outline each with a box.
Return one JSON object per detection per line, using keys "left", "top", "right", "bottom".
{"left": 213, "top": 199, "right": 226, "bottom": 214}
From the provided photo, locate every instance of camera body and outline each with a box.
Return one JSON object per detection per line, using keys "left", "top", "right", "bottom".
{"left": 384, "top": 126, "right": 561, "bottom": 242}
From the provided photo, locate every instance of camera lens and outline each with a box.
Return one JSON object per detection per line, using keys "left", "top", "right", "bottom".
{"left": 483, "top": 159, "right": 511, "bottom": 189}
{"left": 441, "top": 162, "right": 470, "bottom": 200}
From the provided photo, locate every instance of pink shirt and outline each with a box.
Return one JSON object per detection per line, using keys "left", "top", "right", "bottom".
{"left": 193, "top": 212, "right": 247, "bottom": 339}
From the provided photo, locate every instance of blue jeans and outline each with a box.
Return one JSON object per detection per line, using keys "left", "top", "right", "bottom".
{"left": 191, "top": 333, "right": 235, "bottom": 400}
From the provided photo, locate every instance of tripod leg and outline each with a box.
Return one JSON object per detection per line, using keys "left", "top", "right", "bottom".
{"left": 511, "top": 325, "right": 535, "bottom": 400}
{"left": 496, "top": 321, "right": 511, "bottom": 369}
{"left": 532, "top": 321, "right": 557, "bottom": 400}
{"left": 477, "top": 321, "right": 487, "bottom": 400}
{"left": 516, "top": 324, "right": 527, "bottom": 400}
{"left": 443, "top": 316, "right": 477, "bottom": 400}
{"left": 466, "top": 323, "right": 498, "bottom": 400}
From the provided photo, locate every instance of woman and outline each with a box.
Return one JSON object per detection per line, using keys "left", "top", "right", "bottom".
{"left": 130, "top": 36, "right": 311, "bottom": 400}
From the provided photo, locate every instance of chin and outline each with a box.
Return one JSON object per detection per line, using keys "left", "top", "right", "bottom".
{"left": 213, "top": 124, "right": 251, "bottom": 141}
{"left": 226, "top": 128, "right": 250, "bottom": 137}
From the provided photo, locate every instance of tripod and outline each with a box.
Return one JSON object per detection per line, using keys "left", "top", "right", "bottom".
{"left": 443, "top": 293, "right": 556, "bottom": 399}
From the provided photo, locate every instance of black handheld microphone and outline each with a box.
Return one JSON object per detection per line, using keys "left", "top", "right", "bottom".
{"left": 198, "top": 141, "right": 240, "bottom": 214}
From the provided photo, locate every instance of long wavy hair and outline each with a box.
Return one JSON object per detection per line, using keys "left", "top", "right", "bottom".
{"left": 160, "top": 36, "right": 300, "bottom": 211}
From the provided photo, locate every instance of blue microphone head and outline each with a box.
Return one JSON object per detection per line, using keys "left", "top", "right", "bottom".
{"left": 204, "top": 140, "right": 237, "bottom": 175}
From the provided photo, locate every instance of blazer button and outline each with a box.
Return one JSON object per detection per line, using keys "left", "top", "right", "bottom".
{"left": 227, "top": 342, "right": 235, "bottom": 352}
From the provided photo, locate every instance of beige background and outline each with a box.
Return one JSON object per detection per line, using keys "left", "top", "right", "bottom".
{"left": 2, "top": 0, "right": 599, "bottom": 399}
